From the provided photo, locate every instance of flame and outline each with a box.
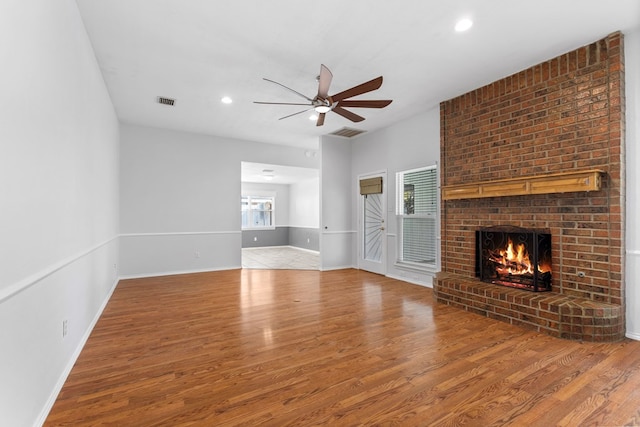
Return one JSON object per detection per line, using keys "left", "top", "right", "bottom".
{"left": 491, "top": 239, "right": 543, "bottom": 275}
{"left": 487, "top": 237, "right": 552, "bottom": 277}
{"left": 495, "top": 239, "right": 533, "bottom": 275}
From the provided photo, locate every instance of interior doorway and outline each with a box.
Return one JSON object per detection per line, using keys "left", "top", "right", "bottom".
{"left": 240, "top": 161, "right": 320, "bottom": 270}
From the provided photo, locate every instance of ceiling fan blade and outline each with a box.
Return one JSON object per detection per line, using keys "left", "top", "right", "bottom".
{"left": 316, "top": 113, "right": 326, "bottom": 127}
{"left": 317, "top": 64, "right": 333, "bottom": 99}
{"left": 337, "top": 99, "right": 392, "bottom": 109}
{"left": 263, "top": 78, "right": 314, "bottom": 102}
{"left": 332, "top": 105, "right": 365, "bottom": 122}
{"left": 278, "top": 108, "right": 314, "bottom": 120}
{"left": 254, "top": 101, "right": 313, "bottom": 106}
{"left": 329, "top": 76, "right": 383, "bottom": 103}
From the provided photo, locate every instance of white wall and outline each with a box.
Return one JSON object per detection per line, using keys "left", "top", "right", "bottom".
{"left": 351, "top": 109, "right": 440, "bottom": 286}
{"left": 320, "top": 136, "right": 355, "bottom": 270}
{"left": 120, "top": 124, "right": 319, "bottom": 278}
{"left": 0, "top": 1, "right": 120, "bottom": 425}
{"left": 241, "top": 182, "right": 290, "bottom": 226}
{"left": 289, "top": 177, "right": 320, "bottom": 228}
{"left": 624, "top": 27, "right": 640, "bottom": 340}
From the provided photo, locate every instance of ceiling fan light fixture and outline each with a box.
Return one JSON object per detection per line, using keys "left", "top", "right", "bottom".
{"left": 314, "top": 105, "right": 331, "bottom": 114}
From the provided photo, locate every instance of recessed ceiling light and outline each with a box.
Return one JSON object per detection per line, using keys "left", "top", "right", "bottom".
{"left": 221, "top": 96, "right": 233, "bottom": 104}
{"left": 455, "top": 18, "right": 473, "bottom": 32}
{"left": 309, "top": 114, "right": 318, "bottom": 121}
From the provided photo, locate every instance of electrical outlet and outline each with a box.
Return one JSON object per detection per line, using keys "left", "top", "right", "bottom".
{"left": 195, "top": 250, "right": 201, "bottom": 258}
{"left": 307, "top": 238, "right": 310, "bottom": 243}
{"left": 62, "top": 320, "right": 68, "bottom": 338}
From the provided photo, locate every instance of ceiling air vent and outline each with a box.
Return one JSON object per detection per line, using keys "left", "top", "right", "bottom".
{"left": 329, "top": 127, "right": 367, "bottom": 138}
{"left": 157, "top": 96, "right": 175, "bottom": 106}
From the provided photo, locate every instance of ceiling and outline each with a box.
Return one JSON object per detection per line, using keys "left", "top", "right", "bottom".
{"left": 76, "top": 0, "right": 639, "bottom": 150}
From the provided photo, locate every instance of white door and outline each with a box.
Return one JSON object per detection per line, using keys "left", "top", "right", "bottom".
{"left": 358, "top": 172, "right": 386, "bottom": 275}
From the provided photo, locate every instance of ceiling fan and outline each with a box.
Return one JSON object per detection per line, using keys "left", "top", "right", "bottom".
{"left": 254, "top": 64, "right": 392, "bottom": 127}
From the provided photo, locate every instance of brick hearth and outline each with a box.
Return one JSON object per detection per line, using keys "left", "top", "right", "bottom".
{"left": 435, "top": 32, "right": 625, "bottom": 341}
{"left": 435, "top": 273, "right": 623, "bottom": 341}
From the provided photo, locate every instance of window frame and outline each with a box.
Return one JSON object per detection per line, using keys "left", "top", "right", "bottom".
{"left": 394, "top": 164, "right": 439, "bottom": 272}
{"left": 241, "top": 193, "right": 276, "bottom": 230}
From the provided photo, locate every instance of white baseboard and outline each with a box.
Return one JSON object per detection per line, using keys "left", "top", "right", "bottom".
{"left": 119, "top": 265, "right": 242, "bottom": 281}
{"left": 286, "top": 245, "right": 319, "bottom": 254}
{"left": 625, "top": 331, "right": 640, "bottom": 341}
{"left": 320, "top": 265, "right": 355, "bottom": 271}
{"left": 386, "top": 273, "right": 433, "bottom": 288}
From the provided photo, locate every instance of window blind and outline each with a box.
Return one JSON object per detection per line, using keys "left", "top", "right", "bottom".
{"left": 396, "top": 167, "right": 437, "bottom": 215}
{"left": 402, "top": 217, "right": 436, "bottom": 263}
{"left": 396, "top": 165, "right": 438, "bottom": 267}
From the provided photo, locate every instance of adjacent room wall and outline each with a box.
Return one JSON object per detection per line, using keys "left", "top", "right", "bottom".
{"left": 0, "top": 1, "right": 120, "bottom": 425}
{"left": 289, "top": 176, "right": 320, "bottom": 251}
{"left": 290, "top": 177, "right": 320, "bottom": 228}
{"left": 120, "top": 124, "right": 319, "bottom": 278}
{"left": 351, "top": 109, "right": 440, "bottom": 286}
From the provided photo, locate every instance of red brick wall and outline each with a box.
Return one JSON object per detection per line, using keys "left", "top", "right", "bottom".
{"left": 439, "top": 32, "right": 625, "bottom": 306}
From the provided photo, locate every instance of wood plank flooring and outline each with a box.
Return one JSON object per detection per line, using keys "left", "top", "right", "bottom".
{"left": 45, "top": 269, "right": 640, "bottom": 426}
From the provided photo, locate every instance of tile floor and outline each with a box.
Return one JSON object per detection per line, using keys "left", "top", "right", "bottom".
{"left": 241, "top": 246, "right": 319, "bottom": 270}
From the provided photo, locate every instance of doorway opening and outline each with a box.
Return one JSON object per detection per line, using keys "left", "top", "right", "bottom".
{"left": 240, "top": 161, "right": 320, "bottom": 270}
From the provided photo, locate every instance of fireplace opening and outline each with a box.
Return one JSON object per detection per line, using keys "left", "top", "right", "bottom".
{"left": 475, "top": 226, "right": 552, "bottom": 292}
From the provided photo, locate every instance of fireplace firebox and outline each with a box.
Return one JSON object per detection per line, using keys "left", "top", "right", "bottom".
{"left": 475, "top": 226, "right": 552, "bottom": 292}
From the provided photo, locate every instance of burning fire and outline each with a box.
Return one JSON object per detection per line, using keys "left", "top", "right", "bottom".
{"left": 489, "top": 238, "right": 547, "bottom": 276}
{"left": 479, "top": 230, "right": 553, "bottom": 291}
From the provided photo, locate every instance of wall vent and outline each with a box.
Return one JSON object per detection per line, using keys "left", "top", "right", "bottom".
{"left": 157, "top": 96, "right": 175, "bottom": 106}
{"left": 329, "top": 127, "right": 367, "bottom": 138}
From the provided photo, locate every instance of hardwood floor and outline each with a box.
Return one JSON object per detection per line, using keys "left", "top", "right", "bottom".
{"left": 46, "top": 269, "right": 640, "bottom": 426}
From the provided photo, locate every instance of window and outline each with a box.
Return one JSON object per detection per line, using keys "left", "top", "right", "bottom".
{"left": 241, "top": 195, "right": 275, "bottom": 229}
{"left": 395, "top": 165, "right": 438, "bottom": 268}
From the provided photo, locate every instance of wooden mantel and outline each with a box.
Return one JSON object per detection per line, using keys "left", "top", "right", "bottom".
{"left": 442, "top": 169, "right": 604, "bottom": 201}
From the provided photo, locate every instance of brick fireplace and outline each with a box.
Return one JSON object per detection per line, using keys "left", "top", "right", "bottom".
{"left": 434, "top": 32, "right": 625, "bottom": 341}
